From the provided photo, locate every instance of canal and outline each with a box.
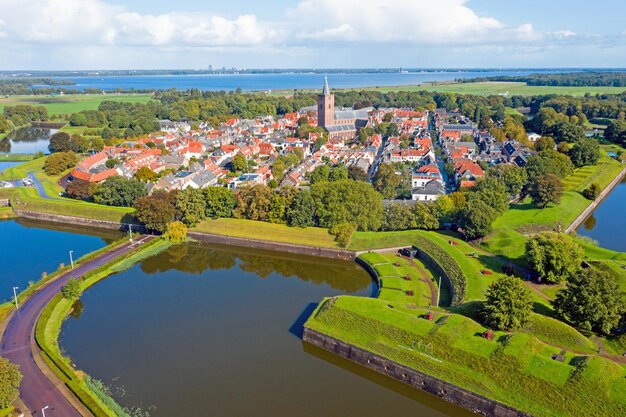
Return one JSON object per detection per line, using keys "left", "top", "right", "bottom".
{"left": 0, "top": 219, "right": 120, "bottom": 301}
{"left": 60, "top": 242, "right": 473, "bottom": 417}
{"left": 576, "top": 176, "right": 626, "bottom": 252}
{"left": 0, "top": 126, "right": 54, "bottom": 154}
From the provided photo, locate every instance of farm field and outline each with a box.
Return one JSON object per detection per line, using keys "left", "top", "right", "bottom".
{"left": 0, "top": 94, "right": 153, "bottom": 115}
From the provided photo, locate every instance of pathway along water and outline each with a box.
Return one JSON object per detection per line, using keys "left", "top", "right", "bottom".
{"left": 59, "top": 242, "right": 474, "bottom": 417}
{"left": 576, "top": 176, "right": 626, "bottom": 252}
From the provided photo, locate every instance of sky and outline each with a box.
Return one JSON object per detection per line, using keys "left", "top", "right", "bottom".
{"left": 0, "top": 0, "right": 625, "bottom": 70}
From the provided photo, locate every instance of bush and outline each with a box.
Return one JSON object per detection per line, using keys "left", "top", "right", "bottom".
{"left": 482, "top": 276, "right": 533, "bottom": 330}
{"left": 329, "top": 222, "right": 355, "bottom": 248}
{"left": 526, "top": 232, "right": 584, "bottom": 284}
{"left": 582, "top": 183, "right": 601, "bottom": 200}
{"left": 61, "top": 279, "right": 81, "bottom": 300}
{"left": 0, "top": 357, "right": 21, "bottom": 408}
{"left": 413, "top": 234, "right": 466, "bottom": 305}
{"left": 165, "top": 221, "right": 187, "bottom": 242}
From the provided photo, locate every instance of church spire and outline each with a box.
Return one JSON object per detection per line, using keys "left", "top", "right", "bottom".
{"left": 322, "top": 76, "right": 330, "bottom": 95}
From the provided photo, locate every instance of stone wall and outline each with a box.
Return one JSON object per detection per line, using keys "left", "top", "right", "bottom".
{"left": 566, "top": 167, "right": 626, "bottom": 234}
{"left": 303, "top": 328, "right": 532, "bottom": 417}
{"left": 14, "top": 209, "right": 145, "bottom": 233}
{"left": 411, "top": 246, "right": 456, "bottom": 306}
{"left": 188, "top": 231, "right": 356, "bottom": 261}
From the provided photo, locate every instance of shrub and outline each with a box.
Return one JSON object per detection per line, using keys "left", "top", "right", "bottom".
{"left": 0, "top": 357, "right": 21, "bottom": 408}
{"left": 61, "top": 279, "right": 81, "bottom": 300}
{"left": 165, "top": 221, "right": 187, "bottom": 242}
{"left": 483, "top": 276, "right": 533, "bottom": 330}
{"left": 582, "top": 183, "right": 601, "bottom": 200}
{"left": 43, "top": 151, "right": 79, "bottom": 175}
{"left": 413, "top": 234, "right": 466, "bottom": 305}
{"left": 329, "top": 222, "right": 355, "bottom": 248}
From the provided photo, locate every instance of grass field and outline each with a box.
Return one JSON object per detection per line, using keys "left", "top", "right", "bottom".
{"left": 357, "top": 82, "right": 626, "bottom": 96}
{"left": 0, "top": 154, "right": 34, "bottom": 162}
{"left": 0, "top": 94, "right": 153, "bottom": 115}
{"left": 193, "top": 218, "right": 340, "bottom": 248}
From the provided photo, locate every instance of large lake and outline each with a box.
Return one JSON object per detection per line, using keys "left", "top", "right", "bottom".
{"left": 53, "top": 70, "right": 555, "bottom": 92}
{"left": 577, "top": 176, "right": 626, "bottom": 252}
{"left": 60, "top": 242, "right": 472, "bottom": 417}
{"left": 0, "top": 219, "right": 120, "bottom": 300}
{"left": 0, "top": 126, "right": 53, "bottom": 154}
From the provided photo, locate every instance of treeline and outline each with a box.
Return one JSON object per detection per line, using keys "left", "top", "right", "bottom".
{"left": 459, "top": 72, "right": 626, "bottom": 87}
{"left": 2, "top": 105, "right": 48, "bottom": 127}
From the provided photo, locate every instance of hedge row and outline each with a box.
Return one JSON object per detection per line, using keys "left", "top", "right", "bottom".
{"left": 413, "top": 234, "right": 467, "bottom": 306}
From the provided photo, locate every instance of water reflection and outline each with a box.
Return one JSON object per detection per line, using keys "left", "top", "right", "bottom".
{"left": 2, "top": 126, "right": 53, "bottom": 154}
{"left": 583, "top": 214, "right": 596, "bottom": 231}
{"left": 140, "top": 241, "right": 374, "bottom": 293}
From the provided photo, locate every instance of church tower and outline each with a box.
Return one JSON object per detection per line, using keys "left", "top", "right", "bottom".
{"left": 317, "top": 76, "right": 334, "bottom": 129}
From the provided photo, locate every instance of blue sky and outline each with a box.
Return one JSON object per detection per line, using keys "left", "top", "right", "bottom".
{"left": 1, "top": 0, "right": 625, "bottom": 70}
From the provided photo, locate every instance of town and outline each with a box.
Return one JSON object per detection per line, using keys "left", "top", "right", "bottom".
{"left": 68, "top": 78, "right": 534, "bottom": 203}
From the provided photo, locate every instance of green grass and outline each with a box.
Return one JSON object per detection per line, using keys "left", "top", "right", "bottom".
{"left": 0, "top": 157, "right": 46, "bottom": 180}
{"left": 192, "top": 218, "right": 340, "bottom": 248}
{"left": 355, "top": 82, "right": 626, "bottom": 96}
{"left": 0, "top": 94, "right": 153, "bottom": 116}
{"left": 0, "top": 154, "right": 34, "bottom": 162}
{"left": 350, "top": 230, "right": 419, "bottom": 250}
{"left": 305, "top": 295, "right": 626, "bottom": 417}
{"left": 482, "top": 152, "right": 624, "bottom": 266}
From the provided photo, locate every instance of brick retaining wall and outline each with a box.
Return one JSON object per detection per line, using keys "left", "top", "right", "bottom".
{"left": 13, "top": 209, "right": 145, "bottom": 233}
{"left": 188, "top": 231, "right": 356, "bottom": 261}
{"left": 303, "top": 328, "right": 532, "bottom": 417}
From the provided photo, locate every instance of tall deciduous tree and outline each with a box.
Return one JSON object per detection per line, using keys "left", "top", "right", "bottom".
{"left": 134, "top": 191, "right": 177, "bottom": 233}
{"left": 457, "top": 196, "right": 498, "bottom": 239}
{"left": 373, "top": 163, "right": 400, "bottom": 199}
{"left": 553, "top": 269, "right": 626, "bottom": 334}
{"left": 569, "top": 138, "right": 600, "bottom": 167}
{"left": 482, "top": 275, "right": 533, "bottom": 331}
{"left": 92, "top": 176, "right": 147, "bottom": 207}
{"left": 175, "top": 188, "right": 207, "bottom": 226}
{"left": 530, "top": 174, "right": 564, "bottom": 208}
{"left": 204, "top": 187, "right": 236, "bottom": 219}
{"left": 526, "top": 232, "right": 584, "bottom": 284}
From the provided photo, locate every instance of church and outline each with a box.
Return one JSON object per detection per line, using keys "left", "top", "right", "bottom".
{"left": 317, "top": 77, "right": 370, "bottom": 141}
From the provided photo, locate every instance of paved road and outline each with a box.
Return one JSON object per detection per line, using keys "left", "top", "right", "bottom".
{"left": 1, "top": 236, "right": 153, "bottom": 417}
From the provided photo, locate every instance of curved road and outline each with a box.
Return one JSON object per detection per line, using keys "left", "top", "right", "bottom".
{"left": 1, "top": 236, "right": 153, "bottom": 417}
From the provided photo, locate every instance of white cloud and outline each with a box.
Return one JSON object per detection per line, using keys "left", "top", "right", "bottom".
{"left": 0, "top": 0, "right": 275, "bottom": 47}
{"left": 288, "top": 0, "right": 539, "bottom": 45}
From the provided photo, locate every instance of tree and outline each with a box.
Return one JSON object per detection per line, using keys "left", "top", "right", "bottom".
{"left": 70, "top": 134, "right": 89, "bottom": 152}
{"left": 482, "top": 275, "right": 533, "bottom": 331}
{"left": 61, "top": 278, "right": 82, "bottom": 300}
{"left": 373, "top": 163, "right": 400, "bottom": 199}
{"left": 166, "top": 221, "right": 187, "bottom": 243}
{"left": 204, "top": 187, "right": 236, "bottom": 219}
{"left": 92, "top": 176, "right": 147, "bottom": 207}
{"left": 44, "top": 151, "right": 78, "bottom": 175}
{"left": 175, "top": 188, "right": 206, "bottom": 226}
{"left": 232, "top": 184, "right": 273, "bottom": 221}
{"left": 569, "top": 137, "right": 600, "bottom": 167}
{"left": 604, "top": 120, "right": 626, "bottom": 146}
{"left": 550, "top": 121, "right": 585, "bottom": 143}
{"left": 526, "top": 232, "right": 584, "bottom": 284}
{"left": 530, "top": 174, "right": 564, "bottom": 208}
{"left": 525, "top": 150, "right": 574, "bottom": 182}
{"left": 0, "top": 357, "right": 22, "bottom": 408}
{"left": 134, "top": 166, "right": 158, "bottom": 182}
{"left": 231, "top": 153, "right": 248, "bottom": 173}
{"left": 286, "top": 189, "right": 316, "bottom": 227}
{"left": 553, "top": 269, "right": 626, "bottom": 334}
{"left": 486, "top": 164, "right": 528, "bottom": 196}
{"left": 329, "top": 222, "right": 355, "bottom": 248}
{"left": 271, "top": 159, "right": 286, "bottom": 182}
{"left": 311, "top": 180, "right": 383, "bottom": 231}
{"left": 105, "top": 158, "right": 120, "bottom": 169}
{"left": 386, "top": 123, "right": 400, "bottom": 137}
{"left": 48, "top": 131, "right": 73, "bottom": 153}
{"left": 473, "top": 177, "right": 509, "bottom": 215}
{"left": 457, "top": 196, "right": 498, "bottom": 239}
{"left": 582, "top": 183, "right": 601, "bottom": 200}
{"left": 534, "top": 136, "right": 555, "bottom": 152}
{"left": 65, "top": 179, "right": 93, "bottom": 200}
{"left": 307, "top": 164, "right": 331, "bottom": 184}
{"left": 134, "top": 192, "right": 177, "bottom": 233}
{"left": 381, "top": 203, "right": 416, "bottom": 231}
{"left": 347, "top": 165, "right": 369, "bottom": 182}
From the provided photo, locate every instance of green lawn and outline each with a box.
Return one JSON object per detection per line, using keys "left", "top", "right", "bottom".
{"left": 0, "top": 156, "right": 46, "bottom": 180}
{"left": 0, "top": 94, "right": 153, "bottom": 116}
{"left": 305, "top": 295, "right": 626, "bottom": 417}
{"left": 0, "top": 154, "right": 34, "bottom": 162}
{"left": 192, "top": 218, "right": 340, "bottom": 248}
{"left": 357, "top": 82, "right": 626, "bottom": 96}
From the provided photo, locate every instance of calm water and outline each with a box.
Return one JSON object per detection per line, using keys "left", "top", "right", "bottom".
{"left": 0, "top": 126, "right": 53, "bottom": 154}
{"left": 54, "top": 70, "right": 554, "bottom": 92}
{"left": 0, "top": 162, "right": 20, "bottom": 173}
{"left": 60, "top": 242, "right": 472, "bottom": 417}
{"left": 0, "top": 219, "right": 120, "bottom": 300}
{"left": 577, "top": 176, "right": 626, "bottom": 251}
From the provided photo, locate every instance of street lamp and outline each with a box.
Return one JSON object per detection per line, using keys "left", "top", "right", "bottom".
{"left": 69, "top": 250, "right": 74, "bottom": 270}
{"left": 128, "top": 224, "right": 133, "bottom": 242}
{"left": 41, "top": 406, "right": 49, "bottom": 417}
{"left": 12, "top": 287, "right": 18, "bottom": 310}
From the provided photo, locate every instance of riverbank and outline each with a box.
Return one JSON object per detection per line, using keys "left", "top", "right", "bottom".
{"left": 303, "top": 252, "right": 626, "bottom": 417}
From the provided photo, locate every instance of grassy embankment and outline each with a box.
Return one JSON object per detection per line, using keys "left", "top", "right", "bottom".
{"left": 0, "top": 154, "right": 34, "bottom": 162}
{"left": 35, "top": 237, "right": 172, "bottom": 417}
{"left": 0, "top": 94, "right": 153, "bottom": 116}
{"left": 305, "top": 236, "right": 622, "bottom": 417}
